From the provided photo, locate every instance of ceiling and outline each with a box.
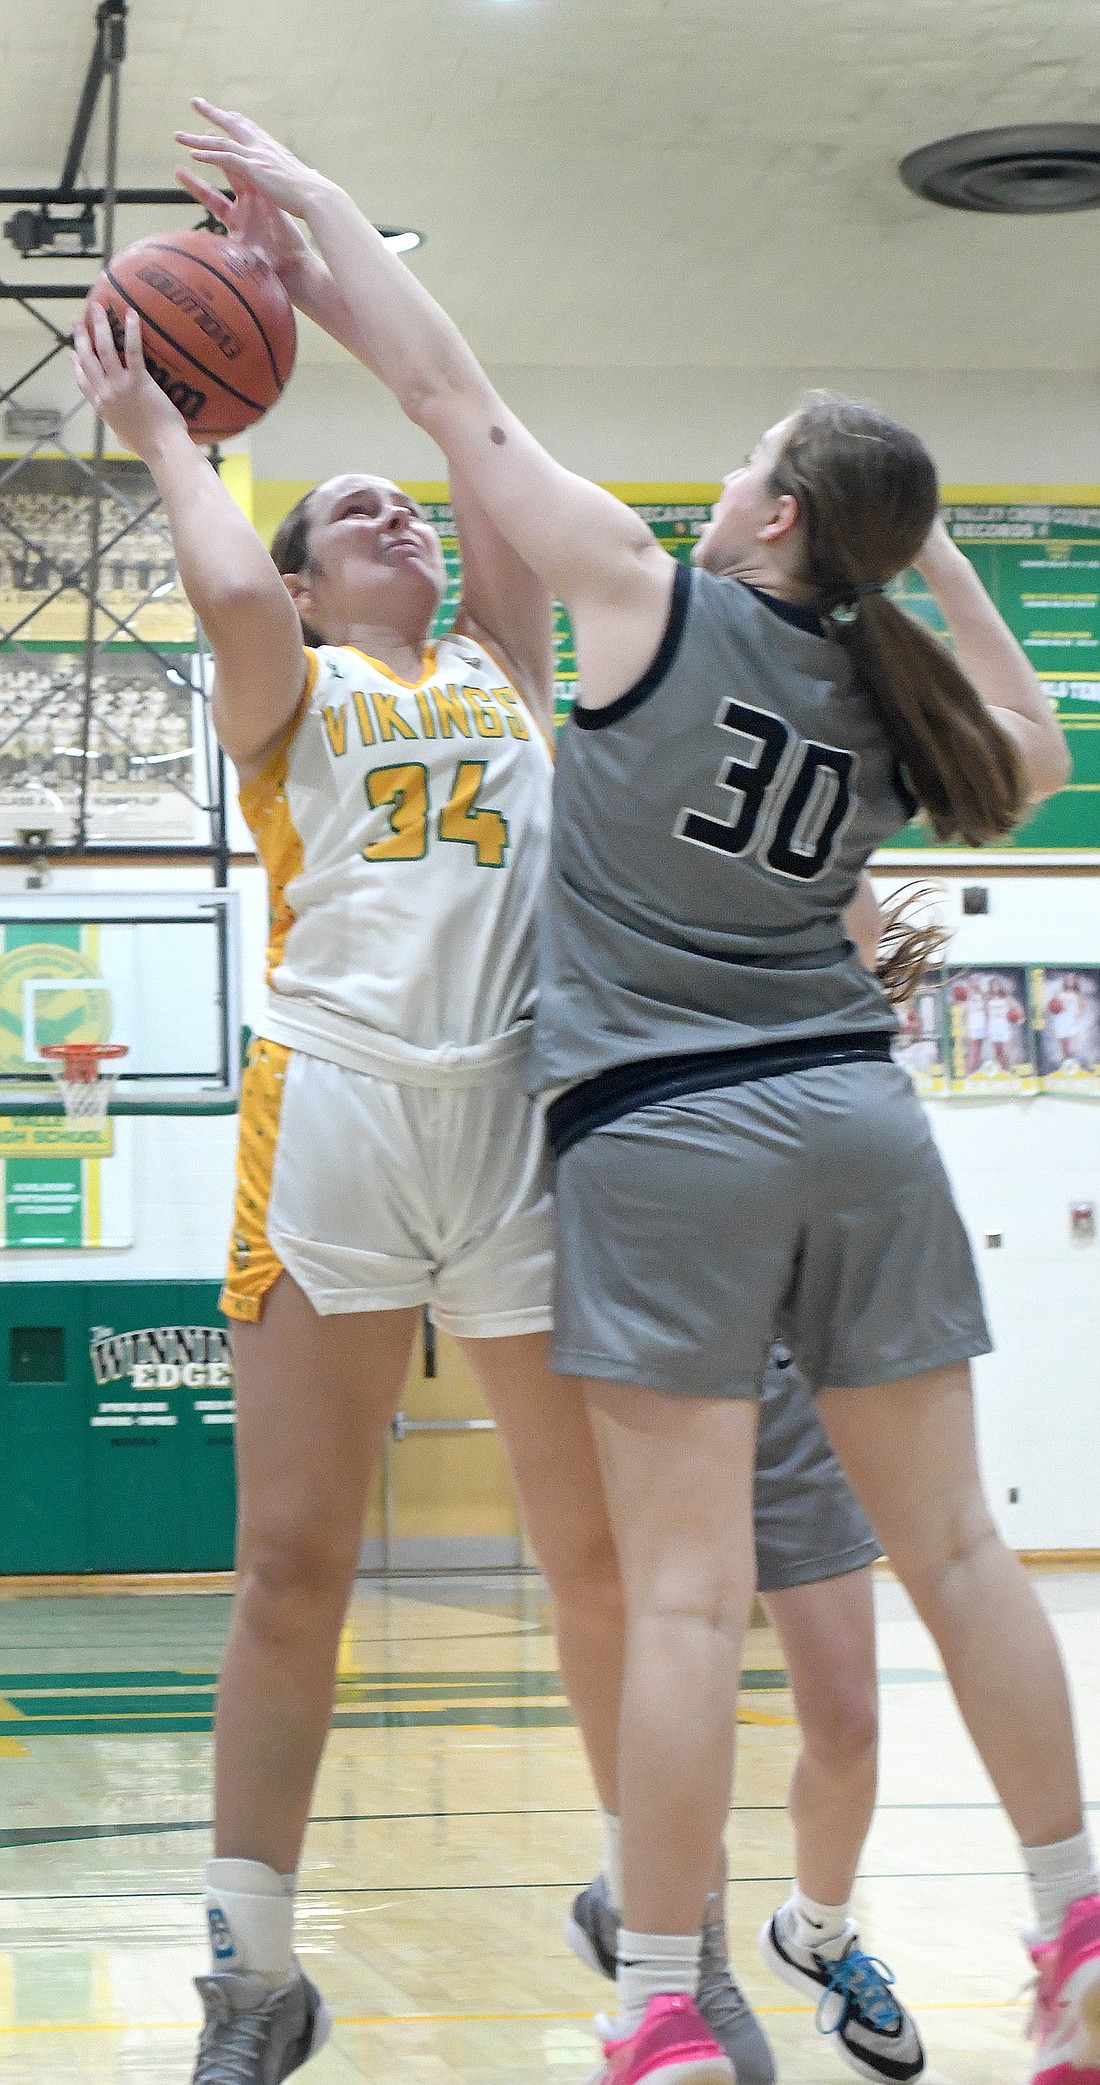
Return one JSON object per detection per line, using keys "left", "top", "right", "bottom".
{"left": 0, "top": 0, "right": 1099, "bottom": 372}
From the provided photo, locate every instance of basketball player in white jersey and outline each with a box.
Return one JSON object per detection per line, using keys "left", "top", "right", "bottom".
{"left": 72, "top": 305, "right": 633, "bottom": 2082}
{"left": 175, "top": 103, "right": 1100, "bottom": 2085}
{"left": 76, "top": 282, "right": 912, "bottom": 2085}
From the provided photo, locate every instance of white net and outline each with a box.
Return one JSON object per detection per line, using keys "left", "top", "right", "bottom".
{"left": 42, "top": 1048, "right": 128, "bottom": 1129}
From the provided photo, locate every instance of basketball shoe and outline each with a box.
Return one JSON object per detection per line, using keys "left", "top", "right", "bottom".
{"left": 566, "top": 1874, "right": 776, "bottom": 2084}
{"left": 1028, "top": 1894, "right": 1100, "bottom": 2082}
{"left": 598, "top": 1993, "right": 732, "bottom": 2085}
{"left": 759, "top": 1906, "right": 924, "bottom": 2081}
{"left": 191, "top": 1967, "right": 331, "bottom": 2083}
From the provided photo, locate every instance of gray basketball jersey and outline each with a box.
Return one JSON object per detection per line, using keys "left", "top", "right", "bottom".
{"left": 533, "top": 564, "right": 913, "bottom": 1095}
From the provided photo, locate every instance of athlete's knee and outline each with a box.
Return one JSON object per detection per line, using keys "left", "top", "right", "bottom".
{"left": 534, "top": 1516, "right": 622, "bottom": 1616}
{"left": 893, "top": 1491, "right": 1002, "bottom": 1612}
{"left": 631, "top": 1577, "right": 749, "bottom": 1650}
{"left": 235, "top": 1519, "right": 358, "bottom": 1638}
{"left": 797, "top": 1674, "right": 878, "bottom": 1772}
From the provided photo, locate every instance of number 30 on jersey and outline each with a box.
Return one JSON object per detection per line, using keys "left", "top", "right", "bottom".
{"left": 676, "top": 697, "right": 856, "bottom": 882}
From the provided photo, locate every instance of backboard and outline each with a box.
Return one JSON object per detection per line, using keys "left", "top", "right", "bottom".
{"left": 0, "top": 891, "right": 240, "bottom": 1113}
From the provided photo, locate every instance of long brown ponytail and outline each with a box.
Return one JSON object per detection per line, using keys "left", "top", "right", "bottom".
{"left": 770, "top": 394, "right": 1026, "bottom": 845}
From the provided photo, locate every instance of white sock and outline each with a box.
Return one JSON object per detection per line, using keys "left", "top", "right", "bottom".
{"left": 615, "top": 1928, "right": 700, "bottom": 2035}
{"left": 1024, "top": 1830, "right": 1100, "bottom": 1944}
{"left": 784, "top": 1884, "right": 852, "bottom": 1955}
{"left": 204, "top": 1858, "right": 295, "bottom": 1983}
{"left": 601, "top": 1809, "right": 623, "bottom": 1914}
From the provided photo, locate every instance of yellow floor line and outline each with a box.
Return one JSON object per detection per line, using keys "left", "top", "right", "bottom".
{"left": 0, "top": 1999, "right": 1026, "bottom": 2033}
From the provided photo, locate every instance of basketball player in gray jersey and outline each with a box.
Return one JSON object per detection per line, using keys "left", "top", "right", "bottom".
{"left": 180, "top": 109, "right": 1100, "bottom": 2085}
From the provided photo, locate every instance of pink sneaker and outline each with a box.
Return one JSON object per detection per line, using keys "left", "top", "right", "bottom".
{"left": 1029, "top": 1895, "right": 1100, "bottom": 2082}
{"left": 600, "top": 1994, "right": 733, "bottom": 2085}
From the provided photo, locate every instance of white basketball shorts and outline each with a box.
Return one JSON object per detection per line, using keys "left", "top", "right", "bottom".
{"left": 221, "top": 1038, "right": 553, "bottom": 1337}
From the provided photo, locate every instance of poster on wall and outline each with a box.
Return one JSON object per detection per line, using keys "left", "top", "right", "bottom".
{"left": 892, "top": 974, "right": 948, "bottom": 1097}
{"left": 1030, "top": 967, "right": 1100, "bottom": 1095}
{"left": 0, "top": 1122, "right": 133, "bottom": 1248}
{"left": 945, "top": 966, "right": 1038, "bottom": 1096}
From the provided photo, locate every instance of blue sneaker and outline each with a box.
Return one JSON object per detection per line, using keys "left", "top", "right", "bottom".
{"left": 759, "top": 1908, "right": 924, "bottom": 2081}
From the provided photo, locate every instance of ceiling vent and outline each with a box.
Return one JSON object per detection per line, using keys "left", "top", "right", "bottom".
{"left": 900, "top": 125, "right": 1100, "bottom": 214}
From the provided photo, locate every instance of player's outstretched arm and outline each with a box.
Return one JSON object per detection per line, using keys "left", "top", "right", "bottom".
{"left": 71, "top": 303, "right": 305, "bottom": 778}
{"left": 177, "top": 101, "right": 676, "bottom": 705}
{"left": 175, "top": 172, "right": 557, "bottom": 740}
{"left": 914, "top": 519, "right": 1070, "bottom": 801}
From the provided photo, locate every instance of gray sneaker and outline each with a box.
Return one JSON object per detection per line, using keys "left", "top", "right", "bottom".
{"left": 564, "top": 1874, "right": 619, "bottom": 1978}
{"left": 564, "top": 1874, "right": 776, "bottom": 2085}
{"left": 191, "top": 1968, "right": 332, "bottom": 2083}
{"left": 698, "top": 1895, "right": 778, "bottom": 2085}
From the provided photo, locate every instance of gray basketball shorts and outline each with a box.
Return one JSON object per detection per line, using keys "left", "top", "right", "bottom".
{"left": 551, "top": 1058, "right": 992, "bottom": 1400}
{"left": 754, "top": 1348, "right": 879, "bottom": 1592}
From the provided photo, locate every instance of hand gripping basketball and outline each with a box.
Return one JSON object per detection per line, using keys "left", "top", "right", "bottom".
{"left": 83, "top": 223, "right": 296, "bottom": 442}
{"left": 72, "top": 302, "right": 188, "bottom": 456}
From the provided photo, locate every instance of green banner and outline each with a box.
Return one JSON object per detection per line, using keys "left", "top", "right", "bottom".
{"left": 4, "top": 1158, "right": 83, "bottom": 1248}
{"left": 427, "top": 493, "right": 1098, "bottom": 848}
{"left": 886, "top": 504, "right": 1100, "bottom": 852}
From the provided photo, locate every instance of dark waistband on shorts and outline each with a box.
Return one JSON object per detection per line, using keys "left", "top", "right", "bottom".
{"left": 545, "top": 1030, "right": 895, "bottom": 1158}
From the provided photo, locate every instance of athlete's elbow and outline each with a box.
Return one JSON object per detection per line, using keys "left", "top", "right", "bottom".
{"left": 1025, "top": 732, "right": 1073, "bottom": 802}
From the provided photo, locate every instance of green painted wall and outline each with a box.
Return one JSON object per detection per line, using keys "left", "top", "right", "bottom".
{"left": 0, "top": 1282, "right": 235, "bottom": 1573}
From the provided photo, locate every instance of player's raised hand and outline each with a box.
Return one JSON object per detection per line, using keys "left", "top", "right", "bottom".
{"left": 174, "top": 162, "right": 313, "bottom": 288}
{"left": 71, "top": 304, "right": 188, "bottom": 457}
{"left": 175, "top": 99, "right": 327, "bottom": 221}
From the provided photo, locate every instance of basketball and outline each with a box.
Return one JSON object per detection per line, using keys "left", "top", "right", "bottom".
{"left": 85, "top": 229, "right": 296, "bottom": 441}
{"left": 1050, "top": 995, "right": 1064, "bottom": 1014}
{"left": 951, "top": 981, "right": 969, "bottom": 1003}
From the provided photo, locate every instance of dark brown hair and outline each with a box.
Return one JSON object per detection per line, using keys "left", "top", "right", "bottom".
{"left": 769, "top": 393, "right": 1025, "bottom": 845}
{"left": 872, "top": 882, "right": 951, "bottom": 1005}
{"left": 270, "top": 491, "right": 322, "bottom": 647}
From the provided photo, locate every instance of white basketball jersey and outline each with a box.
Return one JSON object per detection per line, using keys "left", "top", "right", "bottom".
{"left": 240, "top": 637, "right": 553, "bottom": 1085}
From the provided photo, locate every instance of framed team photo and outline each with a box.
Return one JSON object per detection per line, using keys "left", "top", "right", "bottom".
{"left": 945, "top": 966, "right": 1037, "bottom": 1096}
{"left": 892, "top": 971, "right": 948, "bottom": 1097}
{"left": 1030, "top": 968, "right": 1100, "bottom": 1095}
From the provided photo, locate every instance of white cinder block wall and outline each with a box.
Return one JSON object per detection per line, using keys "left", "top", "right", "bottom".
{"left": 2, "top": 359, "right": 1098, "bottom": 1548}
{"left": 870, "top": 874, "right": 1100, "bottom": 1551}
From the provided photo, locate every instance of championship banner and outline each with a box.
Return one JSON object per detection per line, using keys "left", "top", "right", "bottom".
{"left": 1030, "top": 966, "right": 1100, "bottom": 1095}
{"left": 886, "top": 498, "right": 1100, "bottom": 853}
{"left": 945, "top": 965, "right": 1038, "bottom": 1096}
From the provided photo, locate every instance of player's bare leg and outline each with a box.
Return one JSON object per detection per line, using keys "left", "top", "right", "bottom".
{"left": 763, "top": 1568, "right": 878, "bottom": 1905}
{"left": 818, "top": 1364, "right": 1100, "bottom": 2085}
{"left": 757, "top": 1571, "right": 925, "bottom": 2082}
{"left": 464, "top": 1331, "right": 625, "bottom": 1809}
{"left": 189, "top": 1274, "right": 419, "bottom": 2082}
{"left": 217, "top": 1276, "right": 418, "bottom": 1870}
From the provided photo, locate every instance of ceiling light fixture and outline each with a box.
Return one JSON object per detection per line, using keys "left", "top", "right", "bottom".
{"left": 381, "top": 229, "right": 423, "bottom": 254}
{"left": 900, "top": 125, "right": 1100, "bottom": 214}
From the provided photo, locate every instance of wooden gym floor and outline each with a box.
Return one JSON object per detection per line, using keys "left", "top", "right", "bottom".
{"left": 0, "top": 1567, "right": 1096, "bottom": 2083}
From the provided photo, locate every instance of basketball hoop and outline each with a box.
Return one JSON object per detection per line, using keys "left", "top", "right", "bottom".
{"left": 39, "top": 1042, "right": 129, "bottom": 1128}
